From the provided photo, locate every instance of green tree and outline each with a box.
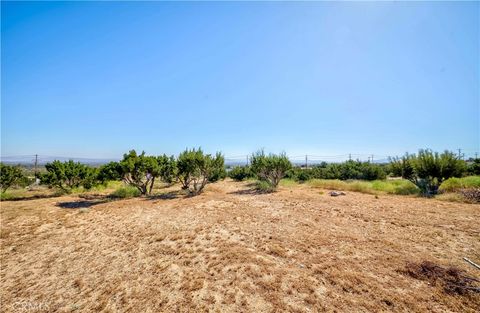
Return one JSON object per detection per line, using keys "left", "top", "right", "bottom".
{"left": 467, "top": 158, "right": 480, "bottom": 175}
{"left": 0, "top": 163, "right": 25, "bottom": 192}
{"left": 177, "top": 148, "right": 224, "bottom": 195}
{"left": 250, "top": 151, "right": 292, "bottom": 189}
{"left": 97, "top": 161, "right": 123, "bottom": 183}
{"left": 119, "top": 150, "right": 160, "bottom": 195}
{"left": 41, "top": 160, "right": 98, "bottom": 192}
{"left": 390, "top": 149, "right": 466, "bottom": 195}
{"left": 208, "top": 152, "right": 226, "bottom": 182}
{"left": 156, "top": 154, "right": 177, "bottom": 184}
{"left": 228, "top": 166, "right": 253, "bottom": 181}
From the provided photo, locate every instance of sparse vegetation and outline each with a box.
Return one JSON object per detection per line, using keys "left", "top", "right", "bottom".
{"left": 308, "top": 179, "right": 419, "bottom": 195}
{"left": 2, "top": 179, "right": 478, "bottom": 312}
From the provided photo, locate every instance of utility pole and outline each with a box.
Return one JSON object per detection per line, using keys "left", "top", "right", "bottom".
{"left": 305, "top": 155, "right": 308, "bottom": 169}
{"left": 475, "top": 152, "right": 478, "bottom": 159}
{"left": 458, "top": 148, "right": 462, "bottom": 160}
{"left": 246, "top": 155, "right": 249, "bottom": 166}
{"left": 370, "top": 154, "right": 374, "bottom": 163}
{"left": 34, "top": 154, "right": 38, "bottom": 177}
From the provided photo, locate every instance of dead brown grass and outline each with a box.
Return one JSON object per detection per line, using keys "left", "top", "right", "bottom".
{"left": 1, "top": 180, "right": 479, "bottom": 312}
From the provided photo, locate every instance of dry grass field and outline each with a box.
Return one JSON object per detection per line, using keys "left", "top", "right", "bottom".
{"left": 1, "top": 180, "right": 479, "bottom": 312}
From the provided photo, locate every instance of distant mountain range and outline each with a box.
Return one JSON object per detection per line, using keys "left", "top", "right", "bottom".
{"left": 0, "top": 155, "right": 119, "bottom": 166}
{"left": 1, "top": 155, "right": 390, "bottom": 167}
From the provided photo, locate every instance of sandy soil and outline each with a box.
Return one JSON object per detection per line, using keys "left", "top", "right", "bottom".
{"left": 1, "top": 180, "right": 479, "bottom": 312}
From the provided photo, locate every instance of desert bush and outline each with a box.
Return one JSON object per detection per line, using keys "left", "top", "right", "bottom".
{"left": 41, "top": 160, "right": 98, "bottom": 192}
{"left": 119, "top": 150, "right": 160, "bottom": 195}
{"left": 110, "top": 185, "right": 141, "bottom": 198}
{"left": 250, "top": 151, "right": 292, "bottom": 189}
{"left": 228, "top": 166, "right": 253, "bottom": 181}
{"left": 390, "top": 149, "right": 466, "bottom": 195}
{"left": 177, "top": 148, "right": 224, "bottom": 195}
{"left": 0, "top": 163, "right": 26, "bottom": 192}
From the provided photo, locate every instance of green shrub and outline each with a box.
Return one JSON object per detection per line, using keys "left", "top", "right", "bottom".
{"left": 228, "top": 166, "right": 253, "bottom": 181}
{"left": 110, "top": 185, "right": 141, "bottom": 198}
{"left": 285, "top": 168, "right": 313, "bottom": 182}
{"left": 279, "top": 179, "right": 298, "bottom": 187}
{"left": 177, "top": 148, "right": 224, "bottom": 195}
{"left": 467, "top": 158, "right": 480, "bottom": 175}
{"left": 0, "top": 163, "right": 26, "bottom": 192}
{"left": 250, "top": 151, "right": 292, "bottom": 189}
{"left": 255, "top": 180, "right": 276, "bottom": 193}
{"left": 0, "top": 192, "right": 15, "bottom": 200}
{"left": 439, "top": 176, "right": 480, "bottom": 193}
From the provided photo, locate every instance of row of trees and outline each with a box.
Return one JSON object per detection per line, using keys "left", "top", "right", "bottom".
{"left": 43, "top": 149, "right": 225, "bottom": 196}
{"left": 1, "top": 149, "right": 478, "bottom": 196}
{"left": 230, "top": 149, "right": 478, "bottom": 195}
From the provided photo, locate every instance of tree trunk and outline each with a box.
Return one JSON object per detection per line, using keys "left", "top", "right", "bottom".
{"left": 148, "top": 177, "right": 155, "bottom": 195}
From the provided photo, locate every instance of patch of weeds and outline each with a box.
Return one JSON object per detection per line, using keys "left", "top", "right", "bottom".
{"left": 279, "top": 179, "right": 298, "bottom": 187}
{"left": 110, "top": 186, "right": 141, "bottom": 199}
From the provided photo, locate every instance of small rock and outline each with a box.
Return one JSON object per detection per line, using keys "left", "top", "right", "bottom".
{"left": 329, "top": 191, "right": 346, "bottom": 197}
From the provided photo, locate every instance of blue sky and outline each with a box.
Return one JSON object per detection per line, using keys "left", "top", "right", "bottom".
{"left": 1, "top": 1, "right": 479, "bottom": 159}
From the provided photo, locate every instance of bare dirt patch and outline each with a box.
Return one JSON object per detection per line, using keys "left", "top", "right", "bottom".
{"left": 1, "top": 180, "right": 479, "bottom": 312}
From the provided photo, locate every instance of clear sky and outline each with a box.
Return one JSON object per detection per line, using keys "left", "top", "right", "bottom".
{"left": 1, "top": 1, "right": 479, "bottom": 159}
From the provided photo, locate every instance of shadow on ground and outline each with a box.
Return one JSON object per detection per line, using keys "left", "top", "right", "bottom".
{"left": 56, "top": 194, "right": 111, "bottom": 209}
{"left": 228, "top": 188, "right": 275, "bottom": 196}
{"left": 147, "top": 190, "right": 184, "bottom": 200}
{"left": 1, "top": 193, "right": 62, "bottom": 202}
